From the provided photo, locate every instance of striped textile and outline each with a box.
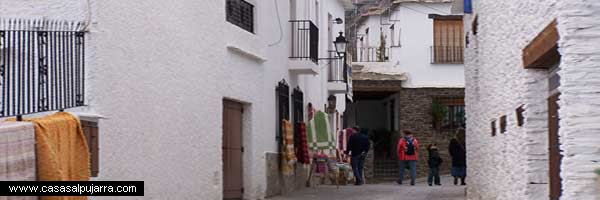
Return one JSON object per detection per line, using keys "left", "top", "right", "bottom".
{"left": 306, "top": 111, "right": 335, "bottom": 151}
{"left": 296, "top": 122, "right": 310, "bottom": 164}
{"left": 281, "top": 119, "right": 296, "bottom": 176}
{"left": 0, "top": 121, "right": 37, "bottom": 200}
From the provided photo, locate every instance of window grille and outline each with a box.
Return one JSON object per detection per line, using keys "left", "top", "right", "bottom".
{"left": 276, "top": 79, "right": 289, "bottom": 141}
{"left": 0, "top": 19, "right": 86, "bottom": 118}
{"left": 226, "top": 0, "right": 254, "bottom": 33}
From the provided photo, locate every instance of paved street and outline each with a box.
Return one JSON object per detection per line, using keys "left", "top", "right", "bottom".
{"left": 269, "top": 175, "right": 466, "bottom": 200}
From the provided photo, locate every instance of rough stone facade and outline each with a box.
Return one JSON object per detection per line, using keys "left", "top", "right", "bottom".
{"left": 265, "top": 153, "right": 311, "bottom": 198}
{"left": 464, "top": 0, "right": 600, "bottom": 199}
{"left": 395, "top": 88, "right": 465, "bottom": 179}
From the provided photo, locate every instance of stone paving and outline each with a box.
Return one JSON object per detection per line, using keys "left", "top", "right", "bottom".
{"left": 268, "top": 175, "right": 466, "bottom": 200}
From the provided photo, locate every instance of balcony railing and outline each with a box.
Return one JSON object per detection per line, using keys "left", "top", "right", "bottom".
{"left": 327, "top": 51, "right": 346, "bottom": 83}
{"left": 357, "top": 47, "right": 390, "bottom": 62}
{"left": 0, "top": 19, "right": 86, "bottom": 118}
{"left": 289, "top": 20, "right": 318, "bottom": 63}
{"left": 430, "top": 46, "right": 464, "bottom": 64}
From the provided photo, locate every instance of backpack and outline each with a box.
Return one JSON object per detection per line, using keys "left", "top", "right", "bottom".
{"left": 404, "top": 137, "right": 415, "bottom": 155}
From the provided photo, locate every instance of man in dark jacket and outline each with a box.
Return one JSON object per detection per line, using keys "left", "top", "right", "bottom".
{"left": 345, "top": 126, "right": 370, "bottom": 185}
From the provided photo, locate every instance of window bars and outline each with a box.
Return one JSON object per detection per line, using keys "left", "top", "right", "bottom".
{"left": 226, "top": 0, "right": 254, "bottom": 33}
{"left": 289, "top": 20, "right": 319, "bottom": 63}
{"left": 358, "top": 47, "right": 390, "bottom": 62}
{"left": 276, "top": 79, "right": 290, "bottom": 141}
{"left": 291, "top": 86, "right": 303, "bottom": 150}
{"left": 326, "top": 50, "right": 346, "bottom": 82}
{"left": 0, "top": 19, "right": 86, "bottom": 118}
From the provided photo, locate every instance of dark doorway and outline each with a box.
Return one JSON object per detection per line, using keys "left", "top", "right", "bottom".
{"left": 223, "top": 100, "right": 244, "bottom": 199}
{"left": 548, "top": 68, "right": 562, "bottom": 200}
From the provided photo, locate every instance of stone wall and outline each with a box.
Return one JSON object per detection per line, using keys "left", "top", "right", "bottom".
{"left": 464, "top": 0, "right": 600, "bottom": 199}
{"left": 395, "top": 88, "right": 465, "bottom": 179}
{"left": 265, "top": 152, "right": 311, "bottom": 198}
{"left": 555, "top": 1, "right": 600, "bottom": 199}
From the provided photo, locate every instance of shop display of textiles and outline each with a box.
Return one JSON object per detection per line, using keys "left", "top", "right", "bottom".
{"left": 306, "top": 111, "right": 335, "bottom": 151}
{"left": 281, "top": 119, "right": 297, "bottom": 176}
{"left": 2, "top": 112, "right": 90, "bottom": 200}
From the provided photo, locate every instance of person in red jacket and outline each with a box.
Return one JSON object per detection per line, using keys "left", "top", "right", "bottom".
{"left": 396, "top": 130, "right": 419, "bottom": 185}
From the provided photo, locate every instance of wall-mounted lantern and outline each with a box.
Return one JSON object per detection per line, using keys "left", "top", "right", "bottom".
{"left": 333, "top": 17, "right": 344, "bottom": 24}
{"left": 334, "top": 32, "right": 348, "bottom": 57}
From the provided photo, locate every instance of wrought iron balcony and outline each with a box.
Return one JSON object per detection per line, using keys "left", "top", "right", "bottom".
{"left": 357, "top": 47, "right": 390, "bottom": 62}
{"left": 327, "top": 51, "right": 346, "bottom": 83}
{"left": 289, "top": 20, "right": 318, "bottom": 63}
{"left": 0, "top": 19, "right": 86, "bottom": 118}
{"left": 430, "top": 46, "right": 464, "bottom": 64}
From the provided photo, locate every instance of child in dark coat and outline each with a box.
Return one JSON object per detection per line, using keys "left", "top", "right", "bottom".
{"left": 427, "top": 143, "right": 443, "bottom": 186}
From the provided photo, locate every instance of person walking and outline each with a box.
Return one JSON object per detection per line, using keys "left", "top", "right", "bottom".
{"left": 345, "top": 126, "right": 370, "bottom": 185}
{"left": 449, "top": 128, "right": 467, "bottom": 185}
{"left": 427, "top": 143, "right": 443, "bottom": 186}
{"left": 396, "top": 130, "right": 419, "bottom": 185}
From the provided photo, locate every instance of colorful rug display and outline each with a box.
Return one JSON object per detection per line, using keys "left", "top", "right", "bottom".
{"left": 306, "top": 111, "right": 335, "bottom": 151}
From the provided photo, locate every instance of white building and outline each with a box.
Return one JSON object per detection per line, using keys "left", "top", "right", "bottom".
{"left": 460, "top": 0, "right": 600, "bottom": 199}
{"left": 0, "top": 0, "right": 351, "bottom": 199}
{"left": 344, "top": 0, "right": 465, "bottom": 180}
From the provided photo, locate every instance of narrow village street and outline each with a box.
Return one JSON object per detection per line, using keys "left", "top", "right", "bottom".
{"left": 269, "top": 175, "right": 466, "bottom": 200}
{"left": 1, "top": 0, "right": 600, "bottom": 199}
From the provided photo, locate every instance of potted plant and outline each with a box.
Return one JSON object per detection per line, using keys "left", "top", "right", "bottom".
{"left": 432, "top": 100, "right": 448, "bottom": 130}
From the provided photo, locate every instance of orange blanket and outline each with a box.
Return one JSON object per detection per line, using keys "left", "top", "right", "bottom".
{"left": 23, "top": 112, "right": 90, "bottom": 200}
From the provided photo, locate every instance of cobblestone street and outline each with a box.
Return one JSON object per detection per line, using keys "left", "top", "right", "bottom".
{"left": 269, "top": 175, "right": 466, "bottom": 200}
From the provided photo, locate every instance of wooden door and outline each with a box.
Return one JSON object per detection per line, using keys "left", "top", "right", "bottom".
{"left": 548, "top": 93, "right": 562, "bottom": 200}
{"left": 223, "top": 100, "right": 244, "bottom": 199}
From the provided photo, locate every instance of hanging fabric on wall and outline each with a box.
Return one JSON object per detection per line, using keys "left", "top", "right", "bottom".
{"left": 281, "top": 119, "right": 296, "bottom": 176}
{"left": 337, "top": 128, "right": 355, "bottom": 153}
{"left": 22, "top": 112, "right": 90, "bottom": 200}
{"left": 306, "top": 111, "right": 335, "bottom": 151}
{"left": 0, "top": 122, "right": 37, "bottom": 187}
{"left": 296, "top": 122, "right": 310, "bottom": 165}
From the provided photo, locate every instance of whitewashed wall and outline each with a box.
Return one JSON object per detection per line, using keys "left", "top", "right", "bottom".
{"left": 354, "top": 2, "right": 465, "bottom": 88}
{"left": 555, "top": 1, "right": 600, "bottom": 199}
{"left": 465, "top": 0, "right": 600, "bottom": 199}
{"left": 0, "top": 0, "right": 347, "bottom": 199}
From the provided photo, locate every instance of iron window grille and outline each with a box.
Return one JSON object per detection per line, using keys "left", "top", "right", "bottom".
{"left": 276, "top": 79, "right": 290, "bottom": 141}
{"left": 291, "top": 86, "right": 303, "bottom": 152}
{"left": 226, "top": 0, "right": 254, "bottom": 33}
{"left": 289, "top": 20, "right": 318, "bottom": 63}
{"left": 0, "top": 19, "right": 86, "bottom": 118}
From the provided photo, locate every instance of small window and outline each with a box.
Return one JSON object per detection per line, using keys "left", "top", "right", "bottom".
{"left": 436, "top": 98, "right": 466, "bottom": 130}
{"left": 491, "top": 120, "right": 497, "bottom": 137}
{"left": 226, "top": 0, "right": 254, "bottom": 33}
{"left": 390, "top": 24, "right": 395, "bottom": 46}
{"left": 500, "top": 115, "right": 507, "bottom": 133}
{"left": 472, "top": 15, "right": 478, "bottom": 35}
{"left": 516, "top": 106, "right": 525, "bottom": 127}
{"left": 81, "top": 120, "right": 99, "bottom": 177}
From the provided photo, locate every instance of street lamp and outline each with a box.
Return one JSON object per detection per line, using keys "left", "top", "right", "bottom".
{"left": 333, "top": 32, "right": 348, "bottom": 57}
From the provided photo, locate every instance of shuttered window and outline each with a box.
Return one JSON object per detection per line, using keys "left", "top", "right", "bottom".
{"left": 432, "top": 19, "right": 464, "bottom": 63}
{"left": 226, "top": 0, "right": 254, "bottom": 33}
